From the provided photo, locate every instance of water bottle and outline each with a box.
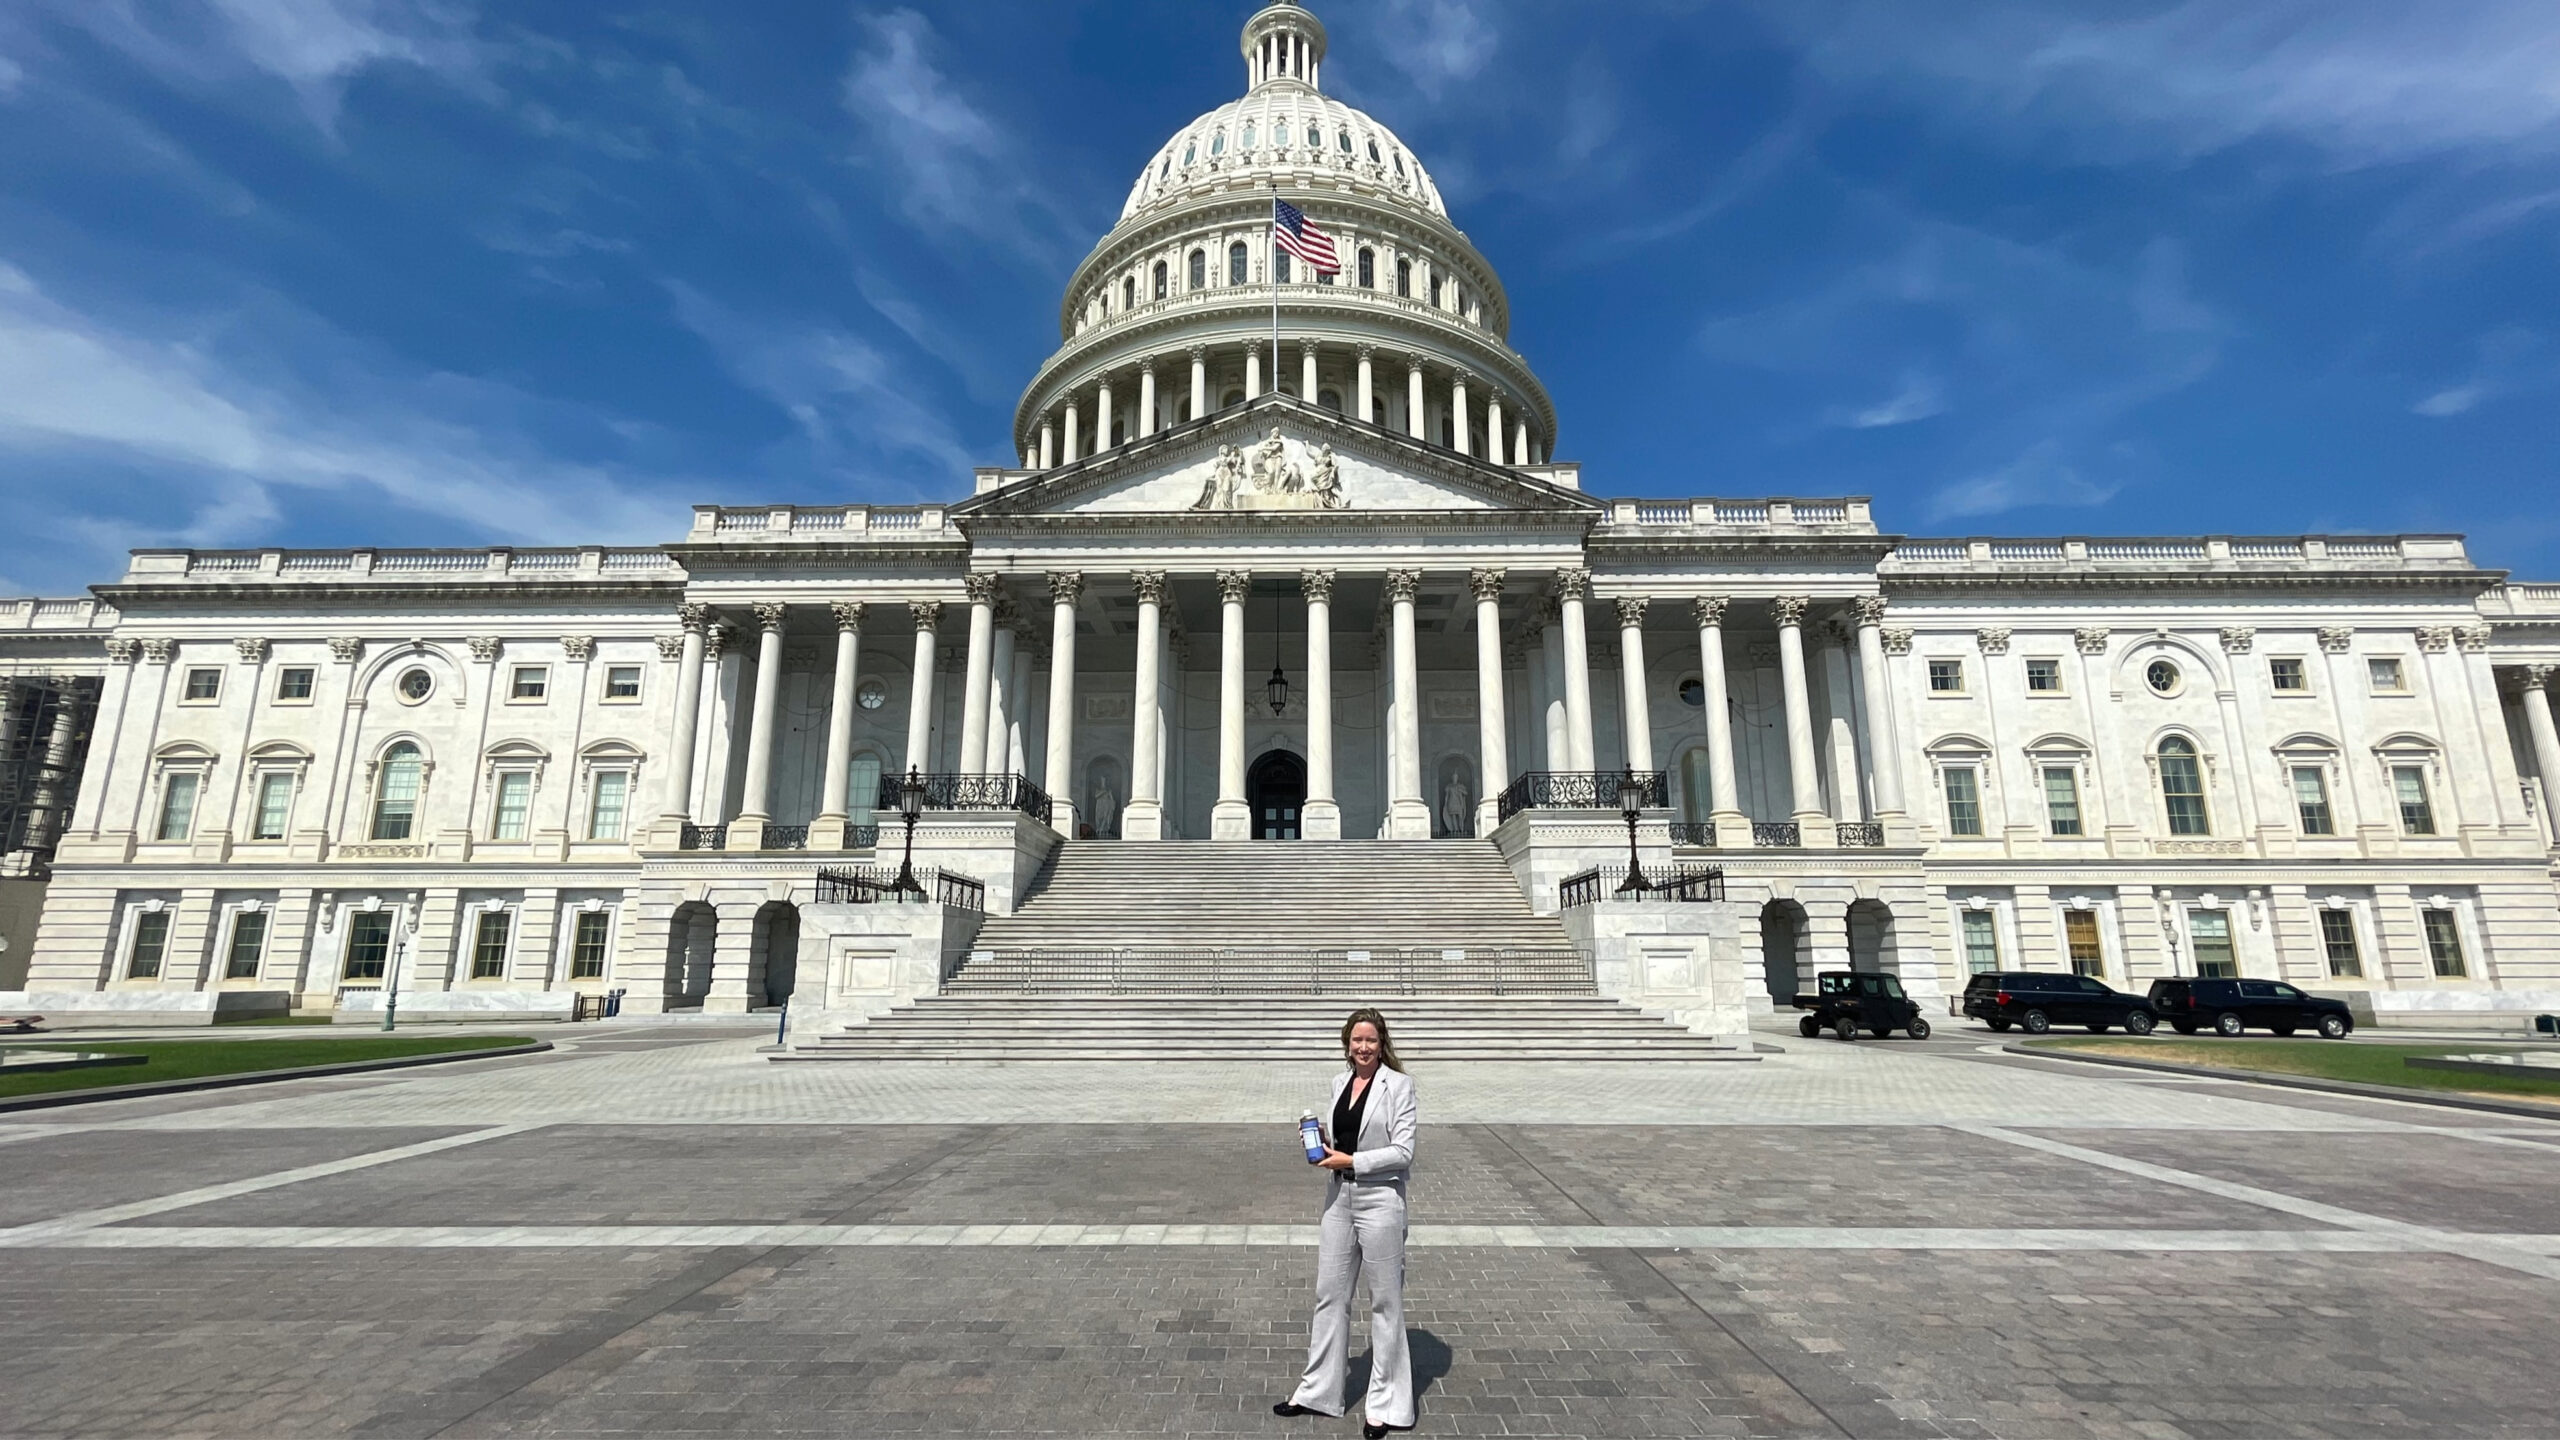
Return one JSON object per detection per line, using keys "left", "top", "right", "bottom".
{"left": 1299, "top": 1111, "right": 1325, "bottom": 1163}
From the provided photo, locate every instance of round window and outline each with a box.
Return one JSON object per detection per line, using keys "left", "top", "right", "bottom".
{"left": 856, "top": 677, "right": 888, "bottom": 711}
{"left": 2146, "top": 659, "right": 2181, "bottom": 695}
{"left": 396, "top": 667, "right": 434, "bottom": 703}
{"left": 1678, "top": 676, "right": 1705, "bottom": 709}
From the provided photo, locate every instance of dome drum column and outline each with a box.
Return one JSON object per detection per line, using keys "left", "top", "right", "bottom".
{"left": 1299, "top": 340, "right": 1319, "bottom": 403}
{"left": 1356, "top": 346, "right": 1375, "bottom": 424}
{"left": 1450, "top": 370, "right": 1471, "bottom": 458}
{"left": 1405, "top": 358, "right": 1426, "bottom": 441}
{"left": 1094, "top": 377, "right": 1114, "bottom": 452}
{"left": 1138, "top": 363, "right": 1157, "bottom": 438}
{"left": 1189, "top": 346, "right": 1208, "bottom": 423}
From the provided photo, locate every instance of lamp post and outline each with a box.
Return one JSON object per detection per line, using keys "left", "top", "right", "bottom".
{"left": 894, "top": 765, "right": 928, "bottom": 898}
{"left": 1614, "top": 770, "right": 1650, "bottom": 895}
{"left": 378, "top": 895, "right": 414, "bottom": 1032}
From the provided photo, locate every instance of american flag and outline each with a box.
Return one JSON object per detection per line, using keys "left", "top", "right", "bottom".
{"left": 1273, "top": 199, "right": 1340, "bottom": 275}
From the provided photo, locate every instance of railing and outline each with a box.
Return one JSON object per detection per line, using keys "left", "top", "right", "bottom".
{"left": 813, "top": 865, "right": 985, "bottom": 911}
{"left": 1752, "top": 822, "right": 1801, "bottom": 848}
{"left": 1711, "top": 503, "right": 1768, "bottom": 524}
{"left": 761, "top": 823, "right": 810, "bottom": 851}
{"left": 842, "top": 823, "right": 880, "bottom": 850}
{"left": 1558, "top": 865, "right": 1726, "bottom": 908}
{"left": 1891, "top": 543, "right": 1966, "bottom": 562}
{"left": 601, "top": 548, "right": 672, "bottom": 571}
{"left": 1836, "top": 822, "right": 1884, "bottom": 848}
{"left": 510, "top": 549, "right": 579, "bottom": 571}
{"left": 679, "top": 823, "right": 728, "bottom": 851}
{"left": 878, "top": 772, "right": 1053, "bottom": 827}
{"left": 945, "top": 946, "right": 1593, "bottom": 997}
{"left": 1666, "top": 821, "right": 1716, "bottom": 848}
{"left": 1791, "top": 502, "right": 1848, "bottom": 523}
{"left": 1494, "top": 770, "right": 1668, "bottom": 823}
{"left": 1988, "top": 542, "right": 2064, "bottom": 560}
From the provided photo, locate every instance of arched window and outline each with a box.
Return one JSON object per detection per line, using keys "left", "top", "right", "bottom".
{"left": 1181, "top": 141, "right": 1195, "bottom": 166}
{"left": 1357, "top": 248, "right": 1374, "bottom": 288}
{"left": 2158, "top": 737, "right": 2210, "bottom": 835}
{"left": 1274, "top": 249, "right": 1292, "bottom": 284}
{"left": 1337, "top": 129, "right": 1353, "bottom": 153}
{"left": 372, "top": 742, "right": 422, "bottom": 841}
{"left": 1228, "top": 241, "right": 1248, "bottom": 285}
{"left": 1393, "top": 151, "right": 1406, "bottom": 177}
{"left": 1305, "top": 122, "right": 1320, "bottom": 148}
{"left": 1122, "top": 277, "right": 1135, "bottom": 310}
{"left": 1153, "top": 261, "right": 1167, "bottom": 300}
{"left": 1429, "top": 273, "right": 1444, "bottom": 308}
{"left": 1188, "top": 249, "right": 1205, "bottom": 290}
{"left": 1367, "top": 138, "right": 1382, "bottom": 163}
{"left": 1241, "top": 121, "right": 1256, "bottom": 150}
{"left": 1210, "top": 129, "right": 1226, "bottom": 156}
{"left": 1395, "top": 258, "right": 1411, "bottom": 297}
{"left": 1318, "top": 388, "right": 1342, "bottom": 412}
{"left": 1221, "top": 388, "right": 1244, "bottom": 411}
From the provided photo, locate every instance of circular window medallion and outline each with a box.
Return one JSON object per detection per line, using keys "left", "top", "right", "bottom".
{"left": 396, "top": 667, "right": 434, "bottom": 704}
{"left": 1677, "top": 676, "right": 1706, "bottom": 709}
{"left": 856, "top": 677, "right": 888, "bottom": 711}
{"left": 2145, "top": 659, "right": 2181, "bottom": 696}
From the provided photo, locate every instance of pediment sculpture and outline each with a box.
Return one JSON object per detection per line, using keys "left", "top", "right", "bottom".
{"left": 1191, "top": 428, "right": 1348, "bottom": 512}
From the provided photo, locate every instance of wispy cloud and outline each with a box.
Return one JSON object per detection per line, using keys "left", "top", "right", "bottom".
{"left": 57, "top": 0, "right": 485, "bottom": 133}
{"left": 1927, "top": 441, "right": 2121, "bottom": 521}
{"left": 840, "top": 8, "right": 1074, "bottom": 265}
{"left": 1830, "top": 372, "right": 1945, "bottom": 429}
{"left": 2413, "top": 325, "right": 2544, "bottom": 417}
{"left": 1372, "top": 0, "right": 1499, "bottom": 101}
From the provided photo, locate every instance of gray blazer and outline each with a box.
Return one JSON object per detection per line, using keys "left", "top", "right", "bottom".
{"left": 1328, "top": 1066, "right": 1418, "bottom": 1183}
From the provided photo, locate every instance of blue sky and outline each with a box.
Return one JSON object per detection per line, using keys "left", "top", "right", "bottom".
{"left": 1, "top": 0, "right": 2555, "bottom": 595}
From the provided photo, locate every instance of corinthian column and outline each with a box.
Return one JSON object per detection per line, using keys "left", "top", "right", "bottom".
{"left": 1094, "top": 377, "right": 1114, "bottom": 451}
{"left": 1137, "top": 364, "right": 1157, "bottom": 438}
{"left": 1615, "top": 595, "right": 1654, "bottom": 773}
{"left": 1124, "top": 572, "right": 1166, "bottom": 840}
{"left": 816, "top": 601, "right": 864, "bottom": 836}
{"left": 1486, "top": 394, "right": 1506, "bottom": 465}
{"left": 1557, "top": 569, "right": 1596, "bottom": 771}
{"left": 1406, "top": 359, "right": 1426, "bottom": 441}
{"left": 1189, "top": 346, "right": 1208, "bottom": 422}
{"left": 2520, "top": 666, "right": 2560, "bottom": 847}
{"left": 660, "top": 602, "right": 709, "bottom": 822}
{"left": 1355, "top": 347, "right": 1375, "bottom": 424}
{"left": 1299, "top": 340, "right": 1318, "bottom": 404}
{"left": 904, "top": 601, "right": 941, "bottom": 775}
{"left": 729, "top": 601, "right": 788, "bottom": 848}
{"left": 1472, "top": 569, "right": 1510, "bottom": 835}
{"left": 1774, "top": 597, "right": 1828, "bottom": 833}
{"left": 1692, "top": 596, "right": 1743, "bottom": 843}
{"left": 1850, "top": 595, "right": 1905, "bottom": 819}
{"left": 984, "top": 617, "right": 1017, "bottom": 773}
{"left": 957, "top": 575, "right": 998, "bottom": 773}
{"left": 1449, "top": 370, "right": 1471, "bottom": 456}
{"left": 1301, "top": 569, "right": 1340, "bottom": 839}
{"left": 1386, "top": 569, "right": 1430, "bottom": 838}
{"left": 1212, "top": 569, "right": 1252, "bottom": 839}
{"left": 1044, "top": 573, "right": 1081, "bottom": 834}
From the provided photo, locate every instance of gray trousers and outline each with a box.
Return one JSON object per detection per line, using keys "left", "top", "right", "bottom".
{"left": 1288, "top": 1175, "right": 1412, "bottom": 1427}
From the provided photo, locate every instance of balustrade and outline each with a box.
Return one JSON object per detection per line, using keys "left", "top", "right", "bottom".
{"left": 1494, "top": 769, "right": 1667, "bottom": 823}
{"left": 1752, "top": 821, "right": 1802, "bottom": 848}
{"left": 1835, "top": 821, "right": 1884, "bottom": 848}
{"left": 876, "top": 771, "right": 1054, "bottom": 827}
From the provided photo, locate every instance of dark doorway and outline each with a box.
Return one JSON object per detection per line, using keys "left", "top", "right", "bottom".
{"left": 1247, "top": 750, "right": 1305, "bottom": 840}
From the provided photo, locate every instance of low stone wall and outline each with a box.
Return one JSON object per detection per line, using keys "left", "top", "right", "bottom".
{"left": 1560, "top": 901, "right": 1749, "bottom": 1039}
{"left": 786, "top": 901, "right": 983, "bottom": 1040}
{"left": 2322, "top": 986, "right": 2560, "bottom": 1032}
{"left": 0, "top": 988, "right": 291, "bottom": 1028}
{"left": 330, "top": 989, "right": 578, "bottom": 1024}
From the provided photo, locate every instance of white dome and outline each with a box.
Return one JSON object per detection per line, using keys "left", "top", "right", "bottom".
{"left": 1119, "top": 89, "right": 1446, "bottom": 224}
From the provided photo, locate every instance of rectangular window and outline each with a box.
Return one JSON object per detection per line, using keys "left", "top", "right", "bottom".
{"left": 274, "top": 667, "right": 316, "bottom": 701}
{"left": 2422, "top": 908, "right": 2467, "bottom": 977}
{"left": 2042, "top": 767, "right": 2082, "bottom": 836}
{"left": 2393, "top": 765, "right": 2435, "bottom": 835}
{"left": 127, "top": 909, "right": 170, "bottom": 979}
{"left": 2318, "top": 909, "right": 2362, "bottom": 978}
{"left": 1943, "top": 766, "right": 1984, "bottom": 836}
{"left": 2291, "top": 767, "right": 2334, "bottom": 835}
{"left": 224, "top": 911, "right": 268, "bottom": 980}
{"left": 2024, "top": 659, "right": 2062, "bottom": 693}
{"left": 510, "top": 666, "right": 548, "bottom": 701}
{"left": 2189, "top": 909, "right": 2238, "bottom": 979}
{"left": 342, "top": 912, "right": 392, "bottom": 980}
{"left": 492, "top": 771, "right": 533, "bottom": 841}
{"left": 252, "top": 772, "right": 294, "bottom": 840}
{"left": 2268, "top": 657, "right": 2307, "bottom": 692}
{"left": 1961, "top": 909, "right": 2000, "bottom": 973}
{"left": 2160, "top": 751, "right": 2211, "bottom": 836}
{"left": 156, "top": 772, "right": 200, "bottom": 842}
{"left": 588, "top": 770, "right": 629, "bottom": 841}
{"left": 2368, "top": 656, "right": 2405, "bottom": 693}
{"left": 2064, "top": 910, "right": 2104, "bottom": 978}
{"left": 182, "top": 667, "right": 222, "bottom": 702}
{"left": 1928, "top": 659, "right": 1965, "bottom": 693}
{"left": 571, "top": 910, "right": 611, "bottom": 980}
{"left": 470, "top": 911, "right": 511, "bottom": 980}
{"left": 604, "top": 665, "right": 642, "bottom": 700}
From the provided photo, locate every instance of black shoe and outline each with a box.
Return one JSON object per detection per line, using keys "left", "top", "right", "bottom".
{"left": 1272, "top": 1401, "right": 1317, "bottom": 1418}
{"left": 1363, "top": 1424, "right": 1399, "bottom": 1439}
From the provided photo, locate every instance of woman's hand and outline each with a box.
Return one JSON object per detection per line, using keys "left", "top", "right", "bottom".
{"left": 1317, "top": 1148, "right": 1356, "bottom": 1171}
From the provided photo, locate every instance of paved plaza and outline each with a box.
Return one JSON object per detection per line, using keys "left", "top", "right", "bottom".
{"left": 6, "top": 1024, "right": 2560, "bottom": 1437}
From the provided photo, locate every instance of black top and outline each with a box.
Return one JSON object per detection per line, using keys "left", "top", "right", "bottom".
{"left": 1332, "top": 1072, "right": 1372, "bottom": 1169}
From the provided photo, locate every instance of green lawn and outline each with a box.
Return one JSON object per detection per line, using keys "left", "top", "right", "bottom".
{"left": 0, "top": 1034, "right": 534, "bottom": 1100}
{"left": 2025, "top": 1036, "right": 2560, "bottom": 1104}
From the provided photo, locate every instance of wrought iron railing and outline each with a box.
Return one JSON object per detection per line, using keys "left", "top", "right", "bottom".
{"left": 761, "top": 823, "right": 809, "bottom": 851}
{"left": 813, "top": 865, "right": 985, "bottom": 911}
{"left": 842, "top": 823, "right": 880, "bottom": 850}
{"left": 945, "top": 946, "right": 1593, "bottom": 996}
{"left": 1558, "top": 864, "right": 1726, "bottom": 908}
{"left": 1494, "top": 770, "right": 1668, "bottom": 823}
{"left": 1752, "top": 822, "right": 1802, "bottom": 848}
{"left": 1836, "top": 822, "right": 1885, "bottom": 848}
{"left": 878, "top": 772, "right": 1053, "bottom": 827}
{"left": 678, "top": 823, "right": 728, "bottom": 851}
{"left": 1667, "top": 821, "right": 1716, "bottom": 848}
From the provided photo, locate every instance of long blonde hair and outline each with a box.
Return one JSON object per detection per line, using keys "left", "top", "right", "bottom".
{"left": 1340, "top": 1007, "right": 1404, "bottom": 1072}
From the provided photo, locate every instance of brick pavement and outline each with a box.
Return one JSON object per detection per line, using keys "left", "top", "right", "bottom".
{"left": 4, "top": 1029, "right": 2559, "bottom": 1437}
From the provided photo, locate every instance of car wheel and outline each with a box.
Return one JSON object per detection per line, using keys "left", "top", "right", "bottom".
{"left": 1798, "top": 1015, "right": 1820, "bottom": 1038}
{"left": 1986, "top": 1019, "right": 2012, "bottom": 1033}
{"left": 2171, "top": 1021, "right": 2197, "bottom": 1035}
{"left": 1834, "top": 1017, "right": 1859, "bottom": 1041}
{"left": 2125, "top": 1012, "right": 2156, "bottom": 1036}
{"left": 2317, "top": 1014, "right": 2349, "bottom": 1040}
{"left": 2214, "top": 1012, "right": 2245, "bottom": 1037}
{"left": 2021, "top": 1009, "right": 2051, "bottom": 1035}
{"left": 2271, "top": 1025, "right": 2296, "bottom": 1038}
{"left": 2086, "top": 1022, "right": 2109, "bottom": 1034}
{"left": 1909, "top": 1017, "right": 1932, "bottom": 1040}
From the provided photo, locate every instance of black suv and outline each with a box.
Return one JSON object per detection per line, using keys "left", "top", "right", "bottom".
{"left": 2147, "top": 977, "right": 2353, "bottom": 1039}
{"left": 1961, "top": 971, "right": 2157, "bottom": 1035}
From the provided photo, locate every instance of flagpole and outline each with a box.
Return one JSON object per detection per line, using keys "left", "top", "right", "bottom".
{"left": 1270, "top": 189, "right": 1281, "bottom": 399}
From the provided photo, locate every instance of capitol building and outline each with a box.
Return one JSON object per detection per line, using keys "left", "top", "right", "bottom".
{"left": 3, "top": 1, "right": 2559, "bottom": 1040}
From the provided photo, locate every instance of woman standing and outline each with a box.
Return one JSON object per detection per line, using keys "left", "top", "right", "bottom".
{"left": 1274, "top": 1008, "right": 1417, "bottom": 1437}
